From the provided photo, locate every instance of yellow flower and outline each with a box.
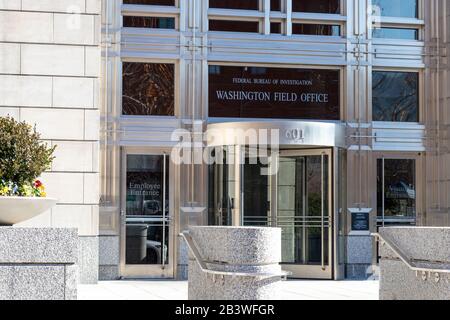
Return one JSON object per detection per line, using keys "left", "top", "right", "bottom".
{"left": 0, "top": 186, "right": 10, "bottom": 196}
{"left": 41, "top": 191, "right": 47, "bottom": 198}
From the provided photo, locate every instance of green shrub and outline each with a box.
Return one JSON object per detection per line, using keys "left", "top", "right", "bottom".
{"left": 0, "top": 116, "right": 56, "bottom": 197}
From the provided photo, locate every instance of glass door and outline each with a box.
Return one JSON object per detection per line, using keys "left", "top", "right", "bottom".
{"left": 239, "top": 148, "right": 333, "bottom": 279}
{"left": 275, "top": 149, "right": 333, "bottom": 279}
{"left": 120, "top": 149, "right": 173, "bottom": 278}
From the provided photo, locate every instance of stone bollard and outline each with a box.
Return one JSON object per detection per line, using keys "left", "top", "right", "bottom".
{"left": 182, "top": 226, "right": 286, "bottom": 300}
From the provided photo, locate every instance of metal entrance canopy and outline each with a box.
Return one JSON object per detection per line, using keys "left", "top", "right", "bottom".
{"left": 206, "top": 120, "right": 346, "bottom": 148}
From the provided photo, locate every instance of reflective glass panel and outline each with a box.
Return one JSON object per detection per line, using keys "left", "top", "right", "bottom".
{"left": 271, "top": 22, "right": 282, "bottom": 34}
{"left": 209, "top": 20, "right": 259, "bottom": 33}
{"left": 373, "top": 27, "right": 418, "bottom": 40}
{"left": 122, "top": 62, "right": 175, "bottom": 116}
{"left": 123, "top": 16, "right": 175, "bottom": 29}
{"left": 377, "top": 159, "right": 416, "bottom": 221}
{"left": 209, "top": 66, "right": 340, "bottom": 120}
{"left": 292, "top": 24, "right": 340, "bottom": 36}
{"left": 208, "top": 147, "right": 235, "bottom": 226}
{"left": 209, "top": 0, "right": 259, "bottom": 10}
{"left": 372, "top": 0, "right": 418, "bottom": 18}
{"left": 123, "top": 0, "right": 175, "bottom": 5}
{"left": 271, "top": 0, "right": 281, "bottom": 11}
{"left": 125, "top": 155, "right": 169, "bottom": 265}
{"left": 292, "top": 0, "right": 340, "bottom": 14}
{"left": 243, "top": 151, "right": 271, "bottom": 227}
{"left": 277, "top": 155, "right": 329, "bottom": 265}
{"left": 372, "top": 71, "right": 419, "bottom": 122}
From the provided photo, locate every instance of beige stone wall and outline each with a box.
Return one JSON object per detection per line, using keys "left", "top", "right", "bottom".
{"left": 0, "top": 1, "right": 101, "bottom": 238}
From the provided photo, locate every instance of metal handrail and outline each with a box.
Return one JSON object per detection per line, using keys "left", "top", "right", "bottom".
{"left": 180, "top": 231, "right": 290, "bottom": 280}
{"left": 372, "top": 233, "right": 450, "bottom": 275}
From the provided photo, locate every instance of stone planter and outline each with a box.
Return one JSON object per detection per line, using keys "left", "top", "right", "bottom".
{"left": 0, "top": 197, "right": 57, "bottom": 225}
{"left": 0, "top": 197, "right": 78, "bottom": 300}
{"left": 185, "top": 226, "right": 285, "bottom": 300}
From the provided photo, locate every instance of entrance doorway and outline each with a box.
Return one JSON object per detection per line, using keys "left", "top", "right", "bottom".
{"left": 209, "top": 148, "right": 333, "bottom": 279}
{"left": 120, "top": 149, "right": 174, "bottom": 278}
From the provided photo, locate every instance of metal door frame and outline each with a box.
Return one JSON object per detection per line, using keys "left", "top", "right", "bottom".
{"left": 274, "top": 148, "right": 334, "bottom": 279}
{"left": 119, "top": 147, "right": 175, "bottom": 278}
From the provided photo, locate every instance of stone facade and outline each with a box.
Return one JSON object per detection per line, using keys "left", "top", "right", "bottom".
{"left": 0, "top": 0, "right": 101, "bottom": 284}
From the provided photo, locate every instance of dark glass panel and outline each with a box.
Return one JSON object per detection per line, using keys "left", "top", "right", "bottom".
{"left": 208, "top": 65, "right": 340, "bottom": 120}
{"left": 209, "top": 20, "right": 259, "bottom": 33}
{"left": 270, "top": 22, "right": 281, "bottom": 34}
{"left": 123, "top": 0, "right": 175, "bottom": 5}
{"left": 372, "top": 71, "right": 418, "bottom": 122}
{"left": 377, "top": 159, "right": 416, "bottom": 220}
{"left": 373, "top": 27, "right": 418, "bottom": 40}
{"left": 243, "top": 156, "right": 270, "bottom": 227}
{"left": 125, "top": 155, "right": 170, "bottom": 265}
{"left": 209, "top": 0, "right": 259, "bottom": 10}
{"left": 123, "top": 16, "right": 175, "bottom": 29}
{"left": 277, "top": 155, "right": 329, "bottom": 265}
{"left": 372, "top": 0, "right": 418, "bottom": 18}
{"left": 292, "top": 24, "right": 340, "bottom": 36}
{"left": 208, "top": 147, "right": 234, "bottom": 226}
{"left": 292, "top": 0, "right": 340, "bottom": 14}
{"left": 271, "top": 0, "right": 281, "bottom": 11}
{"left": 122, "top": 62, "right": 175, "bottom": 116}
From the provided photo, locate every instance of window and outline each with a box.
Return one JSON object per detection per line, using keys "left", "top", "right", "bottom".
{"left": 123, "top": 0, "right": 175, "bottom": 5}
{"left": 373, "top": 27, "right": 418, "bottom": 40}
{"left": 271, "top": 0, "right": 281, "bottom": 11}
{"left": 292, "top": 0, "right": 340, "bottom": 14}
{"left": 123, "top": 16, "right": 175, "bottom": 29}
{"left": 270, "top": 22, "right": 282, "bottom": 34}
{"left": 208, "top": 66, "right": 340, "bottom": 120}
{"left": 372, "top": 0, "right": 418, "bottom": 18}
{"left": 372, "top": 71, "right": 419, "bottom": 122}
{"left": 122, "top": 62, "right": 175, "bottom": 116}
{"left": 292, "top": 24, "right": 340, "bottom": 36}
{"left": 209, "top": 0, "right": 259, "bottom": 10}
{"left": 209, "top": 20, "right": 259, "bottom": 33}
{"left": 377, "top": 159, "right": 416, "bottom": 224}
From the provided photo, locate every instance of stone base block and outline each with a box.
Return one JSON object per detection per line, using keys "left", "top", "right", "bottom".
{"left": 78, "top": 236, "right": 99, "bottom": 284}
{"left": 380, "top": 259, "right": 450, "bottom": 300}
{"left": 188, "top": 262, "right": 281, "bottom": 300}
{"left": 0, "top": 227, "right": 78, "bottom": 300}
{"left": 187, "top": 226, "right": 283, "bottom": 300}
{"left": 346, "top": 264, "right": 371, "bottom": 279}
{"left": 99, "top": 265, "right": 120, "bottom": 280}
{"left": 0, "top": 265, "right": 77, "bottom": 300}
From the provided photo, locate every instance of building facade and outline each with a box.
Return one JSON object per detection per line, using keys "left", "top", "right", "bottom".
{"left": 0, "top": 0, "right": 101, "bottom": 284}
{"left": 1, "top": 0, "right": 450, "bottom": 282}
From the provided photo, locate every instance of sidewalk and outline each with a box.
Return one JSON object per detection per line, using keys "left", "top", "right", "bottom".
{"left": 78, "top": 279, "right": 379, "bottom": 300}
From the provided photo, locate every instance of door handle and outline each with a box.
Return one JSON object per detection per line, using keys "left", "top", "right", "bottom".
{"left": 321, "top": 154, "right": 326, "bottom": 271}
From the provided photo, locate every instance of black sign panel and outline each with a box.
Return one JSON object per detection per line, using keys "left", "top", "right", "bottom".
{"left": 208, "top": 66, "right": 340, "bottom": 120}
{"left": 351, "top": 211, "right": 370, "bottom": 231}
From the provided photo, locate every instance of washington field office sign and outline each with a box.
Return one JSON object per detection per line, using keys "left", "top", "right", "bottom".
{"left": 209, "top": 65, "right": 340, "bottom": 120}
